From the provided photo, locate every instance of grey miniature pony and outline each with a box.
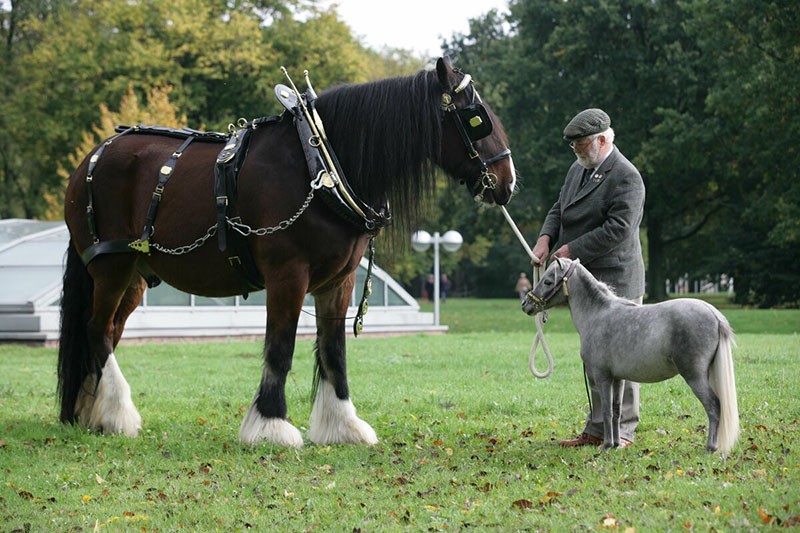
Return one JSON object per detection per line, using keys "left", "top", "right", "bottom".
{"left": 522, "top": 258, "right": 739, "bottom": 454}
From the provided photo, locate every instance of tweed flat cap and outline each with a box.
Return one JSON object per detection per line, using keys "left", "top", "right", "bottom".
{"left": 563, "top": 108, "right": 611, "bottom": 140}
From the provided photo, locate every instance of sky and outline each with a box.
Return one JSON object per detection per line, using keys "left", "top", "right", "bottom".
{"left": 0, "top": 0, "right": 509, "bottom": 57}
{"left": 318, "top": 0, "right": 510, "bottom": 57}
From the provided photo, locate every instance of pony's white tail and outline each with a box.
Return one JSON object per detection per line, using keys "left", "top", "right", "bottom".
{"left": 709, "top": 320, "right": 739, "bottom": 454}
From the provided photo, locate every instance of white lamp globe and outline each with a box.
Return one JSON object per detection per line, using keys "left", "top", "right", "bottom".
{"left": 411, "top": 230, "right": 432, "bottom": 252}
{"left": 440, "top": 230, "right": 463, "bottom": 253}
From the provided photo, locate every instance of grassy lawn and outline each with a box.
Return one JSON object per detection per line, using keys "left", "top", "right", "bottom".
{"left": 1, "top": 298, "right": 798, "bottom": 530}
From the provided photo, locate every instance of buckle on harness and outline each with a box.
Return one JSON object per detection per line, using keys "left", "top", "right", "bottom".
{"left": 129, "top": 239, "right": 150, "bottom": 254}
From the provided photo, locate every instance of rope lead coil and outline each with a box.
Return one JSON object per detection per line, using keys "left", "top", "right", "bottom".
{"left": 499, "top": 206, "right": 554, "bottom": 379}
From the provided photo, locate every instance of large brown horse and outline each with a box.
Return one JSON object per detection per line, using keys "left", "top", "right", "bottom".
{"left": 58, "top": 57, "right": 516, "bottom": 448}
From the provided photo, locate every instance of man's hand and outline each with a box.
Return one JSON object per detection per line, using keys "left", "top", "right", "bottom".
{"left": 532, "top": 236, "right": 551, "bottom": 265}
{"left": 551, "top": 244, "right": 573, "bottom": 260}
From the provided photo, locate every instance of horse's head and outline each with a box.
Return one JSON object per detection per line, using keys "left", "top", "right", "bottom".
{"left": 436, "top": 57, "right": 516, "bottom": 206}
{"left": 522, "top": 258, "right": 580, "bottom": 315}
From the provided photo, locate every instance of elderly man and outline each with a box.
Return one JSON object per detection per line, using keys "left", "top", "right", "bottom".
{"left": 531, "top": 108, "right": 646, "bottom": 448}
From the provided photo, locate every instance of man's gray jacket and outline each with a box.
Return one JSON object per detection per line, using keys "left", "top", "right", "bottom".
{"left": 539, "top": 146, "right": 646, "bottom": 299}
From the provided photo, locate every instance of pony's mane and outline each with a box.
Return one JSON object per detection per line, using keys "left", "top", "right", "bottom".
{"left": 315, "top": 70, "right": 442, "bottom": 229}
{"left": 574, "top": 263, "right": 637, "bottom": 306}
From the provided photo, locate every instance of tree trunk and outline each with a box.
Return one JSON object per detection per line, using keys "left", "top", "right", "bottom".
{"left": 646, "top": 214, "right": 668, "bottom": 303}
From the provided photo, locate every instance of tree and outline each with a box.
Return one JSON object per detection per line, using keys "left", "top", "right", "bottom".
{"left": 0, "top": 0, "right": 421, "bottom": 222}
{"left": 42, "top": 85, "right": 187, "bottom": 220}
{"left": 685, "top": 0, "right": 800, "bottom": 306}
{"left": 446, "top": 0, "right": 729, "bottom": 300}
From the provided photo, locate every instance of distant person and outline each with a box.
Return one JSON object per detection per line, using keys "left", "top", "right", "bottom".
{"left": 515, "top": 272, "right": 532, "bottom": 302}
{"left": 425, "top": 274, "right": 435, "bottom": 302}
{"left": 440, "top": 274, "right": 451, "bottom": 301}
{"left": 530, "top": 108, "right": 645, "bottom": 449}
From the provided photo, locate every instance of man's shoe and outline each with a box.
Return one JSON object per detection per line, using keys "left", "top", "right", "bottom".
{"left": 559, "top": 432, "right": 602, "bottom": 447}
{"left": 618, "top": 438, "right": 633, "bottom": 449}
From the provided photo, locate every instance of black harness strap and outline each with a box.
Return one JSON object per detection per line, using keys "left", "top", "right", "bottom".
{"left": 214, "top": 127, "right": 253, "bottom": 252}
{"left": 85, "top": 127, "right": 135, "bottom": 245}
{"left": 213, "top": 124, "right": 266, "bottom": 295}
{"left": 130, "top": 135, "right": 196, "bottom": 254}
{"left": 353, "top": 238, "right": 376, "bottom": 337}
{"left": 80, "top": 238, "right": 137, "bottom": 265}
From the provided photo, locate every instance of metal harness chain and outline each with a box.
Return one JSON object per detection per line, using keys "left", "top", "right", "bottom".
{"left": 150, "top": 176, "right": 320, "bottom": 256}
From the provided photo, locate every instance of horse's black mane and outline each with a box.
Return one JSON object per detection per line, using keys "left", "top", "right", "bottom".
{"left": 315, "top": 69, "right": 442, "bottom": 228}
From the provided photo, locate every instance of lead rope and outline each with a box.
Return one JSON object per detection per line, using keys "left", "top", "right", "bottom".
{"left": 499, "top": 206, "right": 554, "bottom": 378}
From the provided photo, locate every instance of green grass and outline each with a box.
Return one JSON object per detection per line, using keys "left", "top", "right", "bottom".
{"left": 1, "top": 299, "right": 798, "bottom": 530}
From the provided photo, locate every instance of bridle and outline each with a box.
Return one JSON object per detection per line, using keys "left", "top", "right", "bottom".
{"left": 441, "top": 72, "right": 512, "bottom": 202}
{"left": 525, "top": 258, "right": 581, "bottom": 308}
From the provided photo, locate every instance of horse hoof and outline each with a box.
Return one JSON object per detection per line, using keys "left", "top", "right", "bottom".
{"left": 239, "top": 405, "right": 303, "bottom": 448}
{"left": 309, "top": 381, "right": 378, "bottom": 446}
{"left": 85, "top": 355, "right": 142, "bottom": 437}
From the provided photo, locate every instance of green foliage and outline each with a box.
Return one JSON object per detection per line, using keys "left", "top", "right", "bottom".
{"left": 0, "top": 0, "right": 419, "bottom": 221}
{"left": 683, "top": 0, "right": 800, "bottom": 307}
{"left": 0, "top": 0, "right": 797, "bottom": 306}
{"left": 442, "top": 0, "right": 799, "bottom": 305}
{"left": 1, "top": 301, "right": 798, "bottom": 529}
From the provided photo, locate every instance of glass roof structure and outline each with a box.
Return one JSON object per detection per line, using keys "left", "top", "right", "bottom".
{"left": 0, "top": 219, "right": 440, "bottom": 342}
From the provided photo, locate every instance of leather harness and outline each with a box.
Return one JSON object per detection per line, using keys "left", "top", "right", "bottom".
{"left": 79, "top": 98, "right": 388, "bottom": 299}
{"left": 78, "top": 69, "right": 506, "bottom": 329}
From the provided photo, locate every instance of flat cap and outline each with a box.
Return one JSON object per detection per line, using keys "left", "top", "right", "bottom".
{"left": 563, "top": 108, "right": 611, "bottom": 140}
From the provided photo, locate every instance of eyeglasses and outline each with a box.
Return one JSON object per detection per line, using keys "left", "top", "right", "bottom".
{"left": 568, "top": 136, "right": 596, "bottom": 149}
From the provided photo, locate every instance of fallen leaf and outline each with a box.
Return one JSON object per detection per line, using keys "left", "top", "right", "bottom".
{"left": 758, "top": 507, "right": 776, "bottom": 525}
{"left": 539, "top": 491, "right": 561, "bottom": 506}
{"left": 601, "top": 514, "right": 619, "bottom": 528}
{"left": 95, "top": 473, "right": 105, "bottom": 484}
{"left": 512, "top": 498, "right": 533, "bottom": 510}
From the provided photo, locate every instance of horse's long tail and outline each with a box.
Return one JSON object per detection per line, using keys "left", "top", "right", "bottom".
{"left": 709, "top": 315, "right": 739, "bottom": 454}
{"left": 57, "top": 243, "right": 94, "bottom": 423}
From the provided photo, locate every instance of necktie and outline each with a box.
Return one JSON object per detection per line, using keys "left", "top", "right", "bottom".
{"left": 580, "top": 167, "right": 594, "bottom": 188}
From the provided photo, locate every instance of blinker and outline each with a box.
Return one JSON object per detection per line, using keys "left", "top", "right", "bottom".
{"left": 457, "top": 104, "right": 493, "bottom": 142}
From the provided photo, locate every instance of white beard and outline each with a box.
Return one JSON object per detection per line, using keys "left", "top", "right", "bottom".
{"left": 576, "top": 142, "right": 604, "bottom": 168}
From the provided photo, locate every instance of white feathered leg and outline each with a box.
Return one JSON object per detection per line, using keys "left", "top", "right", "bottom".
{"left": 308, "top": 380, "right": 378, "bottom": 445}
{"left": 239, "top": 402, "right": 304, "bottom": 448}
{"left": 83, "top": 353, "right": 141, "bottom": 437}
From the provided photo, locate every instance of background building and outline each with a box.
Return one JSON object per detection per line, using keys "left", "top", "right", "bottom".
{"left": 0, "top": 219, "right": 441, "bottom": 343}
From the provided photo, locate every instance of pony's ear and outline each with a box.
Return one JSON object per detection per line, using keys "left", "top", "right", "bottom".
{"left": 574, "top": 258, "right": 581, "bottom": 266}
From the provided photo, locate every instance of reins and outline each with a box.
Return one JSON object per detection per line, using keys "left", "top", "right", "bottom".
{"left": 499, "top": 206, "right": 554, "bottom": 378}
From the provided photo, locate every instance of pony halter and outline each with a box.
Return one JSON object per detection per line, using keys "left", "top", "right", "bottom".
{"left": 525, "top": 259, "right": 580, "bottom": 308}
{"left": 441, "top": 73, "right": 512, "bottom": 202}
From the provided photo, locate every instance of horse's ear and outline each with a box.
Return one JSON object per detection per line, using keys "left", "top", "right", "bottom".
{"left": 436, "top": 57, "right": 454, "bottom": 88}
{"left": 574, "top": 258, "right": 581, "bottom": 267}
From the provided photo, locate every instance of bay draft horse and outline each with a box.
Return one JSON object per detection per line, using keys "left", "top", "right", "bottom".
{"left": 58, "top": 57, "right": 516, "bottom": 448}
{"left": 522, "top": 258, "right": 739, "bottom": 454}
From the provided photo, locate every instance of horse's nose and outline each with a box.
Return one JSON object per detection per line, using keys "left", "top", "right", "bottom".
{"left": 521, "top": 292, "right": 544, "bottom": 315}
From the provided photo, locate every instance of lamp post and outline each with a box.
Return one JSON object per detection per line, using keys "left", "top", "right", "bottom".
{"left": 411, "top": 229, "right": 463, "bottom": 326}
